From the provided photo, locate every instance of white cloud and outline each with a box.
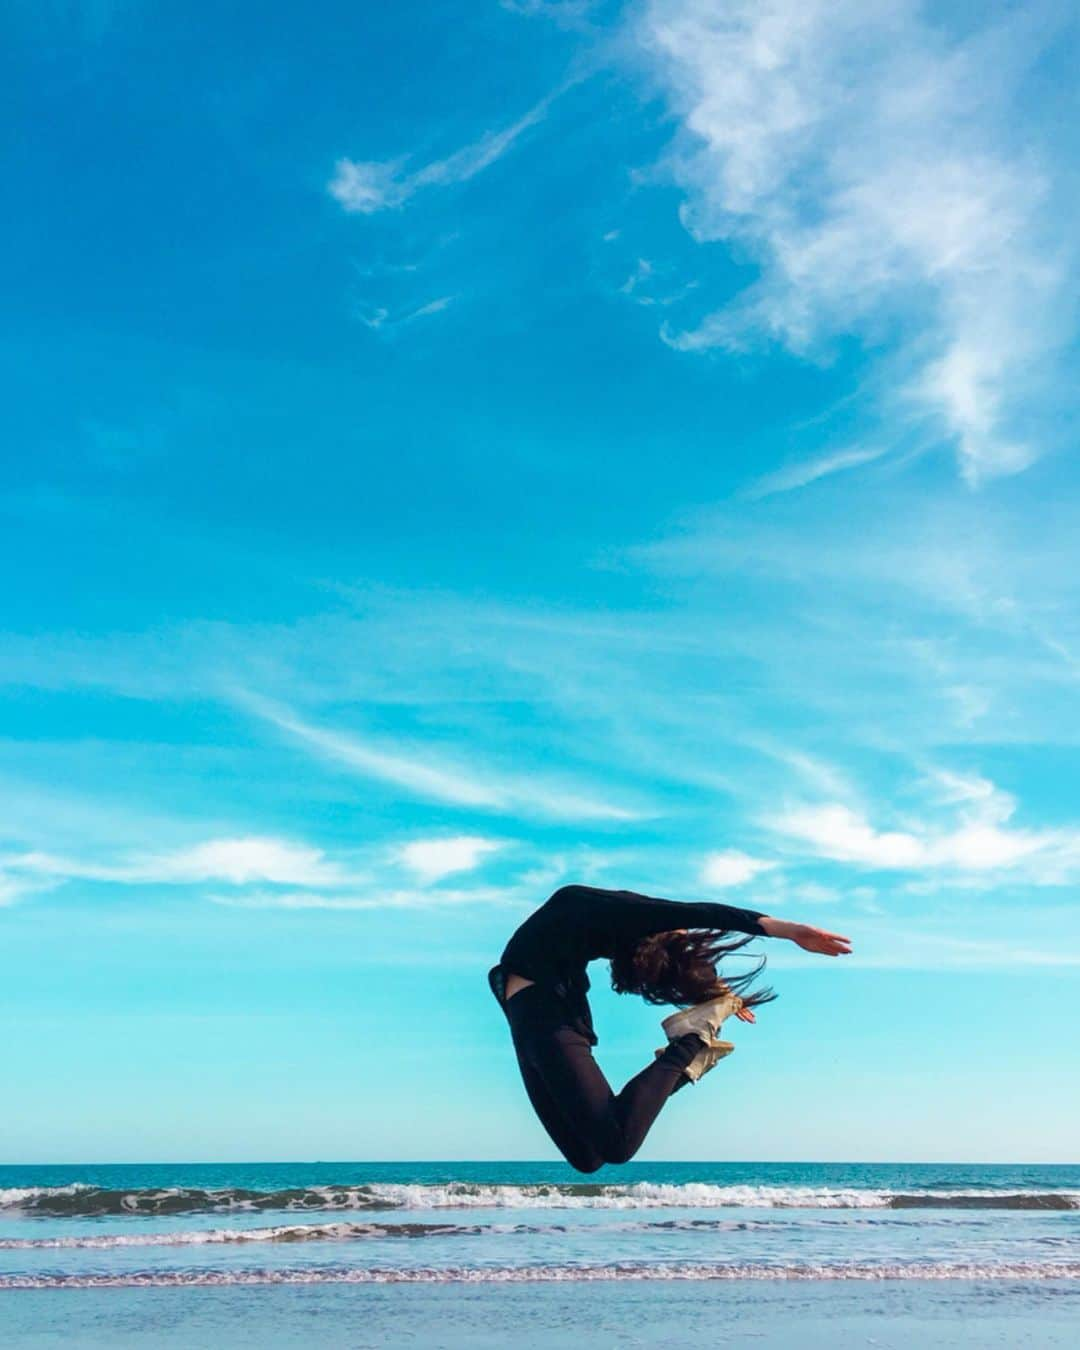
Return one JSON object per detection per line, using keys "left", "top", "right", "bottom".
{"left": 144, "top": 837, "right": 347, "bottom": 886}
{"left": 637, "top": 0, "right": 1074, "bottom": 483}
{"left": 772, "top": 773, "right": 1080, "bottom": 881}
{"left": 395, "top": 835, "right": 502, "bottom": 883}
{"left": 776, "top": 804, "right": 926, "bottom": 869}
{"left": 8, "top": 836, "right": 349, "bottom": 889}
{"left": 329, "top": 96, "right": 552, "bottom": 214}
{"left": 327, "top": 159, "right": 404, "bottom": 215}
{"left": 209, "top": 884, "right": 515, "bottom": 911}
{"left": 701, "top": 849, "right": 776, "bottom": 886}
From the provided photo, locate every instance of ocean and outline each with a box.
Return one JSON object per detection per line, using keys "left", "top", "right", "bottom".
{"left": 2, "top": 1160, "right": 1078, "bottom": 1346}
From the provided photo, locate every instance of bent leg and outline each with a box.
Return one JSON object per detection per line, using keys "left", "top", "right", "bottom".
{"left": 522, "top": 1025, "right": 703, "bottom": 1167}
{"left": 513, "top": 1049, "right": 606, "bottom": 1174}
{"left": 498, "top": 982, "right": 606, "bottom": 1172}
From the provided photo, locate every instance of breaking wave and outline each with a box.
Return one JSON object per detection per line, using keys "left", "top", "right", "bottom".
{"left": 0, "top": 1216, "right": 848, "bottom": 1251}
{"left": 3, "top": 1182, "right": 1078, "bottom": 1217}
{"left": 0, "top": 1221, "right": 489, "bottom": 1249}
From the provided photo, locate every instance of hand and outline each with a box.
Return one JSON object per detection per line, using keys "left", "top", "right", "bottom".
{"left": 735, "top": 1004, "right": 756, "bottom": 1024}
{"left": 759, "top": 916, "right": 852, "bottom": 957}
{"left": 791, "top": 924, "right": 852, "bottom": 956}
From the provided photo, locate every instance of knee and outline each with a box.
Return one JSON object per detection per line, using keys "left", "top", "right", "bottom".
{"left": 566, "top": 1151, "right": 605, "bottom": 1175}
{"left": 600, "top": 1140, "right": 637, "bottom": 1166}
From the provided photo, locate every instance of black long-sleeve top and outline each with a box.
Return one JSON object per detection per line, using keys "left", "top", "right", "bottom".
{"left": 491, "top": 884, "right": 768, "bottom": 1045}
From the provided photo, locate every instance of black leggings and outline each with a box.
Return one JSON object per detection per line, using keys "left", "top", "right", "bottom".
{"left": 498, "top": 981, "right": 702, "bottom": 1174}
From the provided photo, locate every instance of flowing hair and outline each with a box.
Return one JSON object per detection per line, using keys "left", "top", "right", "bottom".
{"left": 609, "top": 929, "right": 776, "bottom": 1009}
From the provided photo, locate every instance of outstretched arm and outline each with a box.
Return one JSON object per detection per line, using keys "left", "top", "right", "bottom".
{"left": 757, "top": 915, "right": 852, "bottom": 957}
{"left": 548, "top": 886, "right": 852, "bottom": 955}
{"left": 550, "top": 884, "right": 769, "bottom": 943}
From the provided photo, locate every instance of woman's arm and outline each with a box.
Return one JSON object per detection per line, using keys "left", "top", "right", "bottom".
{"left": 551, "top": 884, "right": 769, "bottom": 942}
{"left": 757, "top": 915, "right": 852, "bottom": 956}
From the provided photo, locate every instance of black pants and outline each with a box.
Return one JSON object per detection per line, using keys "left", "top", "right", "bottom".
{"left": 494, "top": 979, "right": 702, "bottom": 1174}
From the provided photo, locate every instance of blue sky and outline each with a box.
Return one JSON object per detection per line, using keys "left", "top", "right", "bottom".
{"left": 2, "top": 0, "right": 1079, "bottom": 1164}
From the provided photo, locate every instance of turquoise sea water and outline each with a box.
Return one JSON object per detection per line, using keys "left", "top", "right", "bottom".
{"left": 2, "top": 1161, "right": 1078, "bottom": 1345}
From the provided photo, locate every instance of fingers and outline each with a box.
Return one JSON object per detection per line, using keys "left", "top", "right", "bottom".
{"left": 812, "top": 928, "right": 852, "bottom": 956}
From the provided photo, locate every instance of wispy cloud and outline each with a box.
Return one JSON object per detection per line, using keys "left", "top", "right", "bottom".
{"left": 403, "top": 295, "right": 454, "bottom": 322}
{"left": 500, "top": 0, "right": 599, "bottom": 22}
{"left": 241, "top": 695, "right": 506, "bottom": 808}
{"left": 7, "top": 836, "right": 351, "bottom": 889}
{"left": 209, "top": 884, "right": 515, "bottom": 912}
{"left": 3, "top": 519, "right": 1076, "bottom": 927}
{"left": 746, "top": 445, "right": 888, "bottom": 499}
{"left": 0, "top": 871, "right": 56, "bottom": 907}
{"left": 357, "top": 295, "right": 455, "bottom": 332}
{"left": 618, "top": 257, "right": 699, "bottom": 308}
{"left": 329, "top": 95, "right": 555, "bottom": 215}
{"left": 1, "top": 826, "right": 521, "bottom": 908}
{"left": 633, "top": 478, "right": 1080, "bottom": 731}
{"left": 793, "top": 924, "right": 1080, "bottom": 971}
{"left": 636, "top": 0, "right": 1076, "bottom": 484}
{"left": 239, "top": 693, "right": 646, "bottom": 822}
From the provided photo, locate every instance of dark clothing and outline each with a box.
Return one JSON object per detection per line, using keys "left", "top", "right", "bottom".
{"left": 488, "top": 884, "right": 768, "bottom": 1172}
{"left": 492, "top": 977, "right": 705, "bottom": 1173}
{"left": 493, "top": 884, "right": 768, "bottom": 1045}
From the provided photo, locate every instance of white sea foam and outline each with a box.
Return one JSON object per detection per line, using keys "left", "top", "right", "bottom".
{"left": 2, "top": 1260, "right": 1078, "bottom": 1288}
{"left": 327, "top": 1182, "right": 901, "bottom": 1211}
{"left": 0, "top": 1216, "right": 811, "bottom": 1251}
{"left": 0, "top": 1184, "right": 93, "bottom": 1207}
{"left": 0, "top": 1222, "right": 482, "bottom": 1250}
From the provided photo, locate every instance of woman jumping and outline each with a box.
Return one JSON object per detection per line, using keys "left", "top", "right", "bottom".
{"left": 489, "top": 883, "right": 851, "bottom": 1173}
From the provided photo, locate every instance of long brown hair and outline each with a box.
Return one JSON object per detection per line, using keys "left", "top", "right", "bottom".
{"left": 609, "top": 929, "right": 776, "bottom": 1009}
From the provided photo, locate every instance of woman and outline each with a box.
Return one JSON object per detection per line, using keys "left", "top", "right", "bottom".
{"left": 489, "top": 883, "right": 851, "bottom": 1173}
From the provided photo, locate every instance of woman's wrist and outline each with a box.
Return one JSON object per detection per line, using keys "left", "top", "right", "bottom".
{"left": 758, "top": 916, "right": 795, "bottom": 940}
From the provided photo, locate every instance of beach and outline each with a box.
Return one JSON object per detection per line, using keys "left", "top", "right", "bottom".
{"left": 2, "top": 1161, "right": 1077, "bottom": 1346}
{"left": 6, "top": 1280, "right": 1080, "bottom": 1349}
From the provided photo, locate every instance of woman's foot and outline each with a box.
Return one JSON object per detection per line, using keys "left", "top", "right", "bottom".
{"left": 660, "top": 992, "right": 743, "bottom": 1044}
{"left": 655, "top": 1033, "right": 734, "bottom": 1083}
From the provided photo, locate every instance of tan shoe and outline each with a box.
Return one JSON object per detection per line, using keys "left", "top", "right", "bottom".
{"left": 655, "top": 1034, "right": 734, "bottom": 1083}
{"left": 661, "top": 992, "right": 743, "bottom": 1044}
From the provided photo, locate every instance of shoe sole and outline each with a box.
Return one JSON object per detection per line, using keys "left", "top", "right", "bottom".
{"left": 655, "top": 1038, "right": 734, "bottom": 1058}
{"left": 655, "top": 1037, "right": 735, "bottom": 1085}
